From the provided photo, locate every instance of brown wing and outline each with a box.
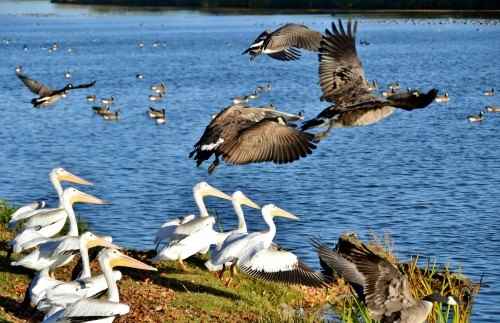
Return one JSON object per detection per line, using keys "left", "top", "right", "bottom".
{"left": 319, "top": 20, "right": 373, "bottom": 105}
{"left": 221, "top": 119, "right": 316, "bottom": 165}
{"left": 268, "top": 23, "right": 322, "bottom": 52}
{"left": 16, "top": 71, "right": 53, "bottom": 96}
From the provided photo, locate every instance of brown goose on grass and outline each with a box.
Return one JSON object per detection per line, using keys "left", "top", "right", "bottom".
{"left": 301, "top": 20, "right": 438, "bottom": 141}
{"left": 312, "top": 238, "right": 457, "bottom": 323}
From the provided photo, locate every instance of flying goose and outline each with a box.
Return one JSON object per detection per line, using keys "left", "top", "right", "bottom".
{"left": 300, "top": 20, "right": 438, "bottom": 141}
{"left": 189, "top": 103, "right": 315, "bottom": 174}
{"left": 16, "top": 69, "right": 96, "bottom": 108}
{"left": 242, "top": 23, "right": 322, "bottom": 61}
{"left": 313, "top": 238, "right": 457, "bottom": 323}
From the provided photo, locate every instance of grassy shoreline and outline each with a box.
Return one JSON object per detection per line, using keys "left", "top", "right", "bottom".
{"left": 0, "top": 200, "right": 481, "bottom": 322}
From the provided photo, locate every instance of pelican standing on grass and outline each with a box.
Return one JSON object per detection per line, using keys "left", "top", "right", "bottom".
{"left": 210, "top": 204, "right": 328, "bottom": 287}
{"left": 154, "top": 182, "right": 232, "bottom": 251}
{"left": 153, "top": 190, "right": 260, "bottom": 270}
{"left": 42, "top": 248, "right": 157, "bottom": 323}
{"left": 300, "top": 20, "right": 438, "bottom": 141}
{"left": 11, "top": 188, "right": 108, "bottom": 272}
{"left": 313, "top": 238, "right": 458, "bottom": 323}
{"left": 27, "top": 232, "right": 119, "bottom": 310}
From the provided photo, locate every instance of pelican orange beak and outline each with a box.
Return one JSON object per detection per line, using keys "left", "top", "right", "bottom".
{"left": 233, "top": 191, "right": 260, "bottom": 209}
{"left": 58, "top": 169, "right": 93, "bottom": 186}
{"left": 87, "top": 236, "right": 121, "bottom": 249}
{"left": 272, "top": 206, "right": 299, "bottom": 220}
{"left": 109, "top": 251, "right": 157, "bottom": 271}
{"left": 70, "top": 189, "right": 109, "bottom": 205}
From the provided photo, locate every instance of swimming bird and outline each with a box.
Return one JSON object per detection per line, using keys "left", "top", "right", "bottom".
{"left": 64, "top": 71, "right": 71, "bottom": 79}
{"left": 467, "top": 111, "right": 484, "bottom": 122}
{"left": 435, "top": 91, "right": 449, "bottom": 103}
{"left": 101, "top": 96, "right": 114, "bottom": 107}
{"left": 486, "top": 105, "right": 500, "bottom": 112}
{"left": 16, "top": 68, "right": 96, "bottom": 108}
{"left": 153, "top": 182, "right": 232, "bottom": 258}
{"left": 151, "top": 82, "right": 167, "bottom": 94}
{"left": 92, "top": 105, "right": 111, "bottom": 116}
{"left": 86, "top": 95, "right": 96, "bottom": 102}
{"left": 136, "top": 73, "right": 144, "bottom": 80}
{"left": 210, "top": 204, "right": 327, "bottom": 287}
{"left": 301, "top": 20, "right": 438, "bottom": 141}
{"left": 255, "top": 83, "right": 272, "bottom": 93}
{"left": 149, "top": 93, "right": 163, "bottom": 102}
{"left": 190, "top": 103, "right": 315, "bottom": 174}
{"left": 11, "top": 189, "right": 108, "bottom": 272}
{"left": 102, "top": 110, "right": 120, "bottom": 121}
{"left": 27, "top": 232, "right": 119, "bottom": 310}
{"left": 312, "top": 238, "right": 457, "bottom": 323}
{"left": 484, "top": 88, "right": 495, "bottom": 96}
{"left": 243, "top": 23, "right": 322, "bottom": 61}
{"left": 148, "top": 107, "right": 166, "bottom": 124}
{"left": 42, "top": 248, "right": 156, "bottom": 323}
{"left": 388, "top": 82, "right": 400, "bottom": 91}
{"left": 367, "top": 80, "right": 378, "bottom": 92}
{"left": 153, "top": 190, "right": 260, "bottom": 271}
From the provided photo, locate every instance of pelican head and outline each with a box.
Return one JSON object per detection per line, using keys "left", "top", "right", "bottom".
{"left": 51, "top": 167, "right": 93, "bottom": 186}
{"left": 63, "top": 187, "right": 108, "bottom": 205}
{"left": 193, "top": 182, "right": 231, "bottom": 200}
{"left": 99, "top": 248, "right": 157, "bottom": 271}
{"left": 80, "top": 232, "right": 121, "bottom": 249}
{"left": 232, "top": 191, "right": 260, "bottom": 209}
{"left": 262, "top": 204, "right": 299, "bottom": 220}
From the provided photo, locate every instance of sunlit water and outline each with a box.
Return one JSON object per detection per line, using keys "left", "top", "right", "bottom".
{"left": 0, "top": 1, "right": 499, "bottom": 321}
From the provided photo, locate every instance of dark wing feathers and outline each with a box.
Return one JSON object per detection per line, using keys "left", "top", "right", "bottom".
{"left": 16, "top": 71, "right": 53, "bottom": 96}
{"left": 269, "top": 23, "right": 322, "bottom": 52}
{"left": 319, "top": 20, "right": 372, "bottom": 105}
{"left": 220, "top": 120, "right": 316, "bottom": 165}
{"left": 240, "top": 261, "right": 328, "bottom": 287}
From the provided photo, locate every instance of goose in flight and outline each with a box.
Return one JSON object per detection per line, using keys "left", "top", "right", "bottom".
{"left": 313, "top": 238, "right": 457, "bottom": 323}
{"left": 190, "top": 103, "right": 315, "bottom": 174}
{"left": 243, "top": 23, "right": 322, "bottom": 61}
{"left": 16, "top": 68, "right": 96, "bottom": 108}
{"left": 301, "top": 20, "right": 438, "bottom": 141}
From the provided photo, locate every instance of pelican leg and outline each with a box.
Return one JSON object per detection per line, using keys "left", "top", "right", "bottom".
{"left": 208, "top": 156, "right": 220, "bottom": 174}
{"left": 6, "top": 246, "right": 13, "bottom": 260}
{"left": 225, "top": 263, "right": 237, "bottom": 287}
{"left": 218, "top": 264, "right": 226, "bottom": 280}
{"left": 178, "top": 259, "right": 189, "bottom": 272}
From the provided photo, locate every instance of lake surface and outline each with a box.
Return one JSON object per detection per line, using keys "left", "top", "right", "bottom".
{"left": 0, "top": 1, "right": 499, "bottom": 321}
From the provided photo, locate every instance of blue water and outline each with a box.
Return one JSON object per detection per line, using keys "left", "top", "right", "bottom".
{"left": 0, "top": 1, "right": 499, "bottom": 321}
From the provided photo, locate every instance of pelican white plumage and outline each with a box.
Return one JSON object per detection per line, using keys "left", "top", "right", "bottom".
{"left": 27, "top": 232, "right": 119, "bottom": 310}
{"left": 11, "top": 188, "right": 108, "bottom": 271}
{"left": 210, "top": 204, "right": 327, "bottom": 287}
{"left": 154, "top": 182, "right": 232, "bottom": 249}
{"left": 153, "top": 190, "right": 260, "bottom": 270}
{"left": 42, "top": 248, "right": 157, "bottom": 323}
{"left": 8, "top": 167, "right": 92, "bottom": 228}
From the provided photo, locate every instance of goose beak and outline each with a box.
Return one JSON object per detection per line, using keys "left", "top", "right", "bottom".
{"left": 242, "top": 48, "right": 251, "bottom": 55}
{"left": 59, "top": 170, "right": 93, "bottom": 186}
{"left": 273, "top": 207, "right": 299, "bottom": 220}
{"left": 71, "top": 190, "right": 109, "bottom": 205}
{"left": 110, "top": 251, "right": 157, "bottom": 271}
{"left": 88, "top": 237, "right": 121, "bottom": 249}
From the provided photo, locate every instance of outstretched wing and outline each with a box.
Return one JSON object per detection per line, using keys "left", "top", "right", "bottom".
{"left": 319, "top": 20, "right": 373, "bottom": 105}
{"left": 220, "top": 119, "right": 316, "bottom": 165}
{"left": 68, "top": 81, "right": 96, "bottom": 91}
{"left": 268, "top": 23, "right": 322, "bottom": 52}
{"left": 16, "top": 71, "right": 53, "bottom": 96}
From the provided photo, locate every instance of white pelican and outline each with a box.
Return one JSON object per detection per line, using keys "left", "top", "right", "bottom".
{"left": 11, "top": 188, "right": 108, "bottom": 271}
{"left": 27, "top": 232, "right": 119, "bottom": 309}
{"left": 154, "top": 182, "right": 232, "bottom": 250}
{"left": 153, "top": 190, "right": 260, "bottom": 270}
{"left": 8, "top": 167, "right": 92, "bottom": 228}
{"left": 210, "top": 204, "right": 327, "bottom": 287}
{"left": 42, "top": 248, "right": 157, "bottom": 323}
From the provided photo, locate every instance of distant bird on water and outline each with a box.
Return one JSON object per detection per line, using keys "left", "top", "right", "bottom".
{"left": 242, "top": 23, "right": 322, "bottom": 61}
{"left": 483, "top": 88, "right": 495, "bottom": 96}
{"left": 313, "top": 238, "right": 457, "bottom": 323}
{"left": 301, "top": 20, "right": 438, "bottom": 141}
{"left": 151, "top": 82, "right": 167, "bottom": 94}
{"left": 148, "top": 107, "right": 166, "bottom": 124}
{"left": 435, "top": 91, "right": 449, "bottom": 103}
{"left": 16, "top": 68, "right": 96, "bottom": 108}
{"left": 467, "top": 111, "right": 484, "bottom": 122}
{"left": 190, "top": 103, "right": 315, "bottom": 174}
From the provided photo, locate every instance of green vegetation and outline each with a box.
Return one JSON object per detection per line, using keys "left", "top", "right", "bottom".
{"left": 51, "top": 0, "right": 500, "bottom": 10}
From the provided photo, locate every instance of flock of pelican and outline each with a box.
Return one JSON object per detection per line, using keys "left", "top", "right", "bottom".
{"left": 7, "top": 167, "right": 458, "bottom": 322}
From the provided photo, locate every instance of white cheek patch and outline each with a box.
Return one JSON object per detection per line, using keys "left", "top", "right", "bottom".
{"left": 201, "top": 138, "right": 224, "bottom": 151}
{"left": 251, "top": 40, "right": 264, "bottom": 48}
